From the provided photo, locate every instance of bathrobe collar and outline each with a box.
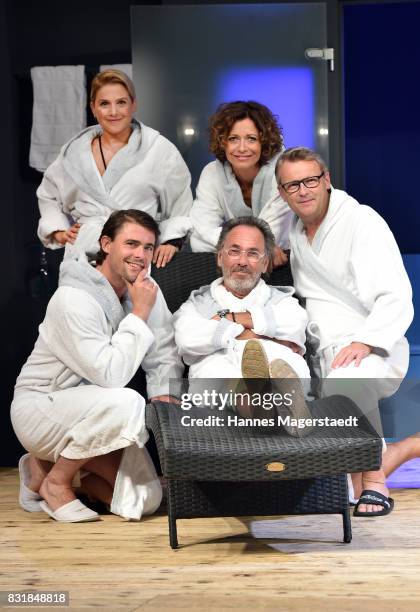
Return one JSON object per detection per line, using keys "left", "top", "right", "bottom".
{"left": 215, "top": 152, "right": 281, "bottom": 218}
{"left": 292, "top": 187, "right": 360, "bottom": 254}
{"left": 60, "top": 120, "right": 160, "bottom": 206}
{"left": 59, "top": 254, "right": 130, "bottom": 332}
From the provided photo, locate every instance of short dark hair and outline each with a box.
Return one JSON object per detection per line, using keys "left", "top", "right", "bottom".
{"left": 96, "top": 210, "right": 160, "bottom": 265}
{"left": 216, "top": 216, "right": 275, "bottom": 273}
{"left": 209, "top": 101, "right": 283, "bottom": 166}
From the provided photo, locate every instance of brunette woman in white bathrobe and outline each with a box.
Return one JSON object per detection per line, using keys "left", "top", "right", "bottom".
{"left": 37, "top": 69, "right": 192, "bottom": 268}
{"left": 190, "top": 101, "right": 293, "bottom": 267}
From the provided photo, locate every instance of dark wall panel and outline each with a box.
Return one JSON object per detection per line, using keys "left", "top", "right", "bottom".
{"left": 344, "top": 1, "right": 420, "bottom": 253}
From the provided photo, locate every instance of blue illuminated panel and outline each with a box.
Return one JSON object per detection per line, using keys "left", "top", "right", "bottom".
{"left": 215, "top": 67, "right": 314, "bottom": 149}
{"left": 131, "top": 3, "right": 328, "bottom": 185}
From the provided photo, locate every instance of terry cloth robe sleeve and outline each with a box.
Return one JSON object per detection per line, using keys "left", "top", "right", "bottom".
{"left": 189, "top": 163, "right": 226, "bottom": 251}
{"left": 140, "top": 285, "right": 185, "bottom": 397}
{"left": 37, "top": 157, "right": 73, "bottom": 248}
{"left": 155, "top": 143, "right": 193, "bottom": 244}
{"left": 173, "top": 298, "right": 244, "bottom": 365}
{"left": 44, "top": 287, "right": 155, "bottom": 388}
{"left": 347, "top": 207, "right": 413, "bottom": 353}
{"left": 248, "top": 289, "right": 308, "bottom": 354}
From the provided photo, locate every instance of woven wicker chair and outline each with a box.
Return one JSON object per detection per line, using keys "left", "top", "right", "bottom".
{"left": 149, "top": 252, "right": 382, "bottom": 548}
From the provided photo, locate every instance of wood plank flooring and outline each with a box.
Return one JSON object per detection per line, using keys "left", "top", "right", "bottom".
{"left": 1, "top": 468, "right": 420, "bottom": 611}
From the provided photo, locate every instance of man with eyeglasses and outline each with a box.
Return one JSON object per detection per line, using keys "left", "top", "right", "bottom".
{"left": 276, "top": 146, "right": 413, "bottom": 517}
{"left": 174, "top": 216, "right": 312, "bottom": 428}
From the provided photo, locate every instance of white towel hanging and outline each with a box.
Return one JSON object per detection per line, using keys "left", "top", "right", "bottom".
{"left": 29, "top": 65, "right": 86, "bottom": 172}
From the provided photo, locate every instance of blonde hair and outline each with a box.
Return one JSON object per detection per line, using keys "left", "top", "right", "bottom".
{"left": 90, "top": 69, "right": 136, "bottom": 102}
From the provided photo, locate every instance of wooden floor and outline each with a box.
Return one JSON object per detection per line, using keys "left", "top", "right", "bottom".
{"left": 1, "top": 468, "right": 420, "bottom": 611}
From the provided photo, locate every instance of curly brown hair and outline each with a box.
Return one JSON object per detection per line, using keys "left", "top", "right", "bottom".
{"left": 209, "top": 101, "right": 283, "bottom": 166}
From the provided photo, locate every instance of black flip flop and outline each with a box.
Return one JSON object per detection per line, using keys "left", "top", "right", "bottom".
{"left": 353, "top": 489, "right": 394, "bottom": 517}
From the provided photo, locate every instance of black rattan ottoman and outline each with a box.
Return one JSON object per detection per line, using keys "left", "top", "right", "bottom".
{"left": 146, "top": 398, "right": 382, "bottom": 548}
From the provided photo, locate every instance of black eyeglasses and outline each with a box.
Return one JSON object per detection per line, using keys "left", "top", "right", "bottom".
{"left": 280, "top": 172, "right": 325, "bottom": 194}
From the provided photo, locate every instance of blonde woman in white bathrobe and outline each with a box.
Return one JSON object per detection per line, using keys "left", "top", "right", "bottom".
{"left": 11, "top": 210, "right": 183, "bottom": 522}
{"left": 37, "top": 69, "right": 192, "bottom": 268}
{"left": 190, "top": 101, "right": 293, "bottom": 267}
{"left": 276, "top": 146, "right": 414, "bottom": 517}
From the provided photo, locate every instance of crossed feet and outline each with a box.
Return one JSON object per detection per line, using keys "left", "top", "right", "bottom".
{"left": 240, "top": 339, "right": 312, "bottom": 437}
{"left": 22, "top": 452, "right": 126, "bottom": 522}
{"left": 22, "top": 453, "right": 162, "bottom": 521}
{"left": 20, "top": 455, "right": 102, "bottom": 522}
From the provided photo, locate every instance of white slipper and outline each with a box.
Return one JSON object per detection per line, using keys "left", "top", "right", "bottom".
{"left": 39, "top": 499, "right": 100, "bottom": 523}
{"left": 18, "top": 454, "right": 42, "bottom": 512}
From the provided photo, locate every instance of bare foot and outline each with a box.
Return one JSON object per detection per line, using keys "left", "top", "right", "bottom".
{"left": 355, "top": 469, "right": 389, "bottom": 514}
{"left": 383, "top": 434, "right": 420, "bottom": 476}
{"left": 39, "top": 474, "right": 77, "bottom": 512}
{"left": 28, "top": 456, "right": 51, "bottom": 493}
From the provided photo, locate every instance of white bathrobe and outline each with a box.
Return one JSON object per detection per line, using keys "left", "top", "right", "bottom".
{"left": 189, "top": 158, "right": 293, "bottom": 252}
{"left": 174, "top": 277, "right": 310, "bottom": 380}
{"left": 11, "top": 256, "right": 184, "bottom": 520}
{"left": 37, "top": 120, "right": 193, "bottom": 258}
{"left": 289, "top": 187, "right": 414, "bottom": 424}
